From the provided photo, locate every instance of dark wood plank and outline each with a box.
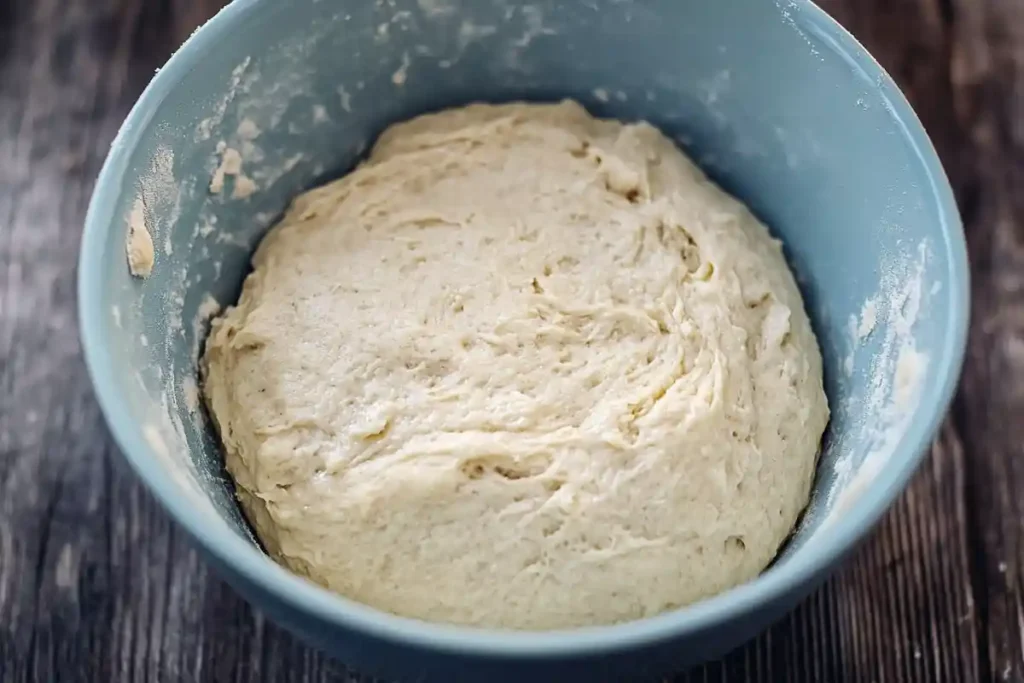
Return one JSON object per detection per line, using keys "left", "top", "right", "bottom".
{"left": 0, "top": 0, "right": 1020, "bottom": 681}
{"left": 944, "top": 1, "right": 1024, "bottom": 680}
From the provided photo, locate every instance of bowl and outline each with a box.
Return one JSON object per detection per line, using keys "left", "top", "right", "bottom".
{"left": 78, "top": 0, "right": 969, "bottom": 680}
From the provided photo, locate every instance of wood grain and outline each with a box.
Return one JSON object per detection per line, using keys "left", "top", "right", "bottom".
{"left": 0, "top": 0, "right": 1021, "bottom": 681}
{"left": 946, "top": 0, "right": 1024, "bottom": 678}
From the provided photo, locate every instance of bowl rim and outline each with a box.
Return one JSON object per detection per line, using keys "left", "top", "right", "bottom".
{"left": 78, "top": 0, "right": 970, "bottom": 659}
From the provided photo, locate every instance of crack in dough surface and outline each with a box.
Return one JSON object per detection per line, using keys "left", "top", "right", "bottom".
{"left": 202, "top": 100, "right": 829, "bottom": 630}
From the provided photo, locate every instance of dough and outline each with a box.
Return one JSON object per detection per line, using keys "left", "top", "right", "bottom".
{"left": 126, "top": 198, "right": 154, "bottom": 278}
{"left": 210, "top": 144, "right": 256, "bottom": 199}
{"left": 203, "top": 101, "right": 829, "bottom": 630}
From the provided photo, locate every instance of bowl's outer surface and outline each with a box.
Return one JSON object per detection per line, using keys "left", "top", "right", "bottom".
{"left": 79, "top": 0, "right": 968, "bottom": 680}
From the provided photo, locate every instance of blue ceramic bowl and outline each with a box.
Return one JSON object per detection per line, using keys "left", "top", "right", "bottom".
{"left": 79, "top": 0, "right": 969, "bottom": 680}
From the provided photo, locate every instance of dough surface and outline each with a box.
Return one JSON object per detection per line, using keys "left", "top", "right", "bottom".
{"left": 203, "top": 101, "right": 829, "bottom": 630}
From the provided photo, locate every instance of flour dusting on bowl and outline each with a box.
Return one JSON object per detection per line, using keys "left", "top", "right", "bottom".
{"left": 815, "top": 240, "right": 934, "bottom": 531}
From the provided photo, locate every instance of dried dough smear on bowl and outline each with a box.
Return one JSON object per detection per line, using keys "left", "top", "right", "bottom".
{"left": 202, "top": 100, "right": 830, "bottom": 630}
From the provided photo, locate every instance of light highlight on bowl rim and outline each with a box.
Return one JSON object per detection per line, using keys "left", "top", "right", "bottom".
{"left": 78, "top": 0, "right": 969, "bottom": 659}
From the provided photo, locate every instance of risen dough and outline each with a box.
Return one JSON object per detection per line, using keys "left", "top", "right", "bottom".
{"left": 203, "top": 101, "right": 829, "bottom": 630}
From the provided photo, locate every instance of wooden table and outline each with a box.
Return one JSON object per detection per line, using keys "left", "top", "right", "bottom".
{"left": 1, "top": 0, "right": 1021, "bottom": 680}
